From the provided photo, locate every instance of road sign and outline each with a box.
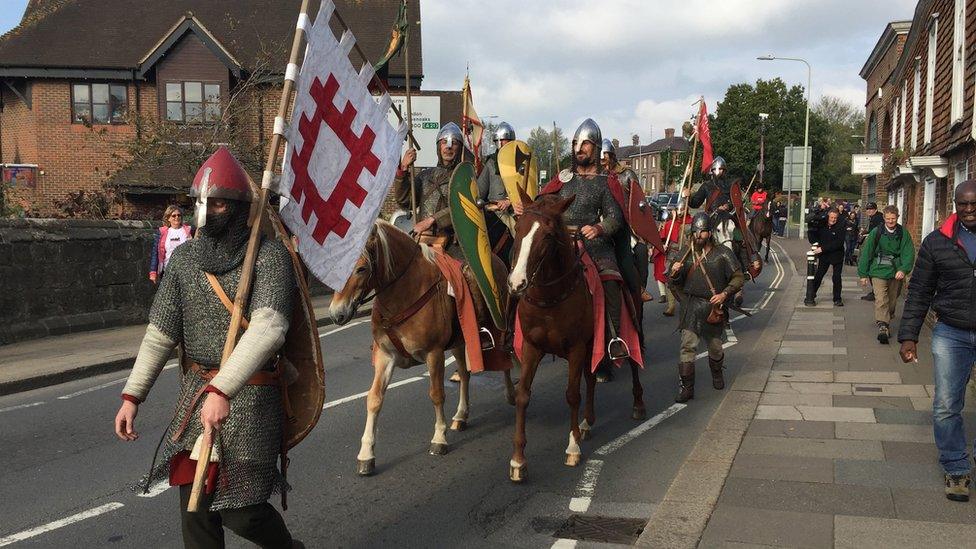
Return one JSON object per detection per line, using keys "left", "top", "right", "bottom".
{"left": 782, "top": 146, "right": 811, "bottom": 192}
{"left": 384, "top": 95, "right": 441, "bottom": 168}
{"left": 851, "top": 153, "right": 883, "bottom": 175}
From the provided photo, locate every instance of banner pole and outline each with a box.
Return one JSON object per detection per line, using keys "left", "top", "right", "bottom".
{"left": 403, "top": 0, "right": 417, "bottom": 223}
{"left": 332, "top": 6, "right": 419, "bottom": 150}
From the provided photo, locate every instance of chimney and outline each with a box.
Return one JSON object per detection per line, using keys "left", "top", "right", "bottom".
{"left": 665, "top": 128, "right": 675, "bottom": 139}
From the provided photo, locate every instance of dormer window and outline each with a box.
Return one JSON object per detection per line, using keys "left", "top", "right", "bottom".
{"left": 165, "top": 81, "right": 221, "bottom": 123}
{"left": 72, "top": 83, "right": 127, "bottom": 124}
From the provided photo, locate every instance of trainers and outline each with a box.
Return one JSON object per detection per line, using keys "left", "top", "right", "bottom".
{"left": 804, "top": 299, "right": 817, "bottom": 307}
{"left": 878, "top": 323, "right": 890, "bottom": 345}
{"left": 834, "top": 300, "right": 844, "bottom": 307}
{"left": 945, "top": 473, "right": 971, "bottom": 502}
{"left": 861, "top": 293, "right": 875, "bottom": 301}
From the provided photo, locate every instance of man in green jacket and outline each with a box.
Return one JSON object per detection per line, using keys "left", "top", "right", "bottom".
{"left": 858, "top": 205, "right": 916, "bottom": 344}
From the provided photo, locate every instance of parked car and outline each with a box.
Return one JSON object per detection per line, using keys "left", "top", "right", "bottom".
{"left": 651, "top": 193, "right": 679, "bottom": 221}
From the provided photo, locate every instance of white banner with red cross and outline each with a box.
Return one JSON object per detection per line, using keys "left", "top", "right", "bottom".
{"left": 279, "top": 0, "right": 408, "bottom": 290}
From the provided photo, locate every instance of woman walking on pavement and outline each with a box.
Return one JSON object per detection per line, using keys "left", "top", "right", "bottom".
{"left": 858, "top": 205, "right": 915, "bottom": 344}
{"left": 149, "top": 205, "right": 193, "bottom": 284}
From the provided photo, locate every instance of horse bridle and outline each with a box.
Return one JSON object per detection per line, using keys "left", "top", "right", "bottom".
{"left": 353, "top": 243, "right": 421, "bottom": 309}
{"left": 516, "top": 212, "right": 585, "bottom": 308}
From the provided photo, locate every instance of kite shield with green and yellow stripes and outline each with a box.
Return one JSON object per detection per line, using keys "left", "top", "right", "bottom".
{"left": 449, "top": 161, "right": 505, "bottom": 329}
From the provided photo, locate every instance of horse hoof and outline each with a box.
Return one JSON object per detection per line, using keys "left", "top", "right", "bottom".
{"left": 580, "top": 429, "right": 591, "bottom": 441}
{"left": 451, "top": 420, "right": 467, "bottom": 431}
{"left": 510, "top": 464, "right": 526, "bottom": 483}
{"left": 565, "top": 453, "right": 582, "bottom": 467}
{"left": 632, "top": 408, "right": 647, "bottom": 421}
{"left": 429, "top": 443, "right": 449, "bottom": 455}
{"left": 357, "top": 459, "right": 375, "bottom": 476}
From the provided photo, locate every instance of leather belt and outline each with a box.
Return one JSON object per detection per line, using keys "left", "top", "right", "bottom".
{"left": 190, "top": 362, "right": 281, "bottom": 386}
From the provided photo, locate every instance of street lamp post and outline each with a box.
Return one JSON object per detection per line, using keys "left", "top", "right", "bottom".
{"left": 758, "top": 54, "right": 811, "bottom": 239}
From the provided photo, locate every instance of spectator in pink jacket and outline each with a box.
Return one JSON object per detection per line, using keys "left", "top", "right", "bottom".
{"left": 149, "top": 205, "right": 193, "bottom": 284}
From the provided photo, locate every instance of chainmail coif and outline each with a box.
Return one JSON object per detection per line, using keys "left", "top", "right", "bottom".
{"left": 195, "top": 199, "right": 250, "bottom": 275}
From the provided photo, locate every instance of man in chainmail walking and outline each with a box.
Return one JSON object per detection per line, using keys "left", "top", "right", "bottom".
{"left": 114, "top": 147, "right": 302, "bottom": 548}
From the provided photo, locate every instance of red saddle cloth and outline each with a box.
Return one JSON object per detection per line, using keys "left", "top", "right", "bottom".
{"left": 513, "top": 243, "right": 643, "bottom": 373}
{"left": 432, "top": 251, "right": 511, "bottom": 373}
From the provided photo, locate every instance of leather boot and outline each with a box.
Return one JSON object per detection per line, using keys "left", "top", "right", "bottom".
{"left": 675, "top": 362, "right": 695, "bottom": 403}
{"left": 708, "top": 354, "right": 725, "bottom": 390}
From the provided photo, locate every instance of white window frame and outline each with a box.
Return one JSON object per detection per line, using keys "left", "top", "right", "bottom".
{"left": 912, "top": 60, "right": 921, "bottom": 149}
{"left": 955, "top": 160, "right": 969, "bottom": 195}
{"left": 892, "top": 101, "right": 899, "bottom": 150}
{"left": 922, "top": 176, "right": 937, "bottom": 236}
{"left": 896, "top": 187, "right": 905, "bottom": 216}
{"left": 900, "top": 79, "right": 907, "bottom": 149}
{"left": 925, "top": 17, "right": 938, "bottom": 144}
{"left": 951, "top": 0, "right": 966, "bottom": 124}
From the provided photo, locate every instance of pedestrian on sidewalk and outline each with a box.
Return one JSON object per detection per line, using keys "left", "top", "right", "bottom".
{"left": 858, "top": 205, "right": 915, "bottom": 344}
{"left": 149, "top": 205, "right": 193, "bottom": 284}
{"left": 805, "top": 207, "right": 847, "bottom": 307}
{"left": 655, "top": 208, "right": 692, "bottom": 316}
{"left": 772, "top": 195, "right": 787, "bottom": 237}
{"left": 859, "top": 202, "right": 884, "bottom": 301}
{"left": 114, "top": 148, "right": 303, "bottom": 547}
{"left": 898, "top": 180, "right": 976, "bottom": 503}
{"left": 845, "top": 205, "right": 860, "bottom": 266}
{"left": 668, "top": 212, "right": 745, "bottom": 403}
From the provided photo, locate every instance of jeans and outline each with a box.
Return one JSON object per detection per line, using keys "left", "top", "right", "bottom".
{"left": 931, "top": 322, "right": 976, "bottom": 475}
{"left": 773, "top": 218, "right": 785, "bottom": 236}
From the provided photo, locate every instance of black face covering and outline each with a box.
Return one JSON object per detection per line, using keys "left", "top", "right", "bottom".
{"left": 196, "top": 200, "right": 250, "bottom": 274}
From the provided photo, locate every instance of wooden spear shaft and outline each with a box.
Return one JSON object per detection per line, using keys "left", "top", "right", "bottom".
{"left": 665, "top": 131, "right": 698, "bottom": 250}
{"left": 190, "top": 0, "right": 311, "bottom": 514}
{"left": 403, "top": 0, "right": 417, "bottom": 222}
{"left": 332, "top": 5, "right": 420, "bottom": 150}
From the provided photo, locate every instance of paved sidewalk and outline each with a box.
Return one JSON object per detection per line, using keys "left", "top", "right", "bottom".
{"left": 0, "top": 294, "right": 370, "bottom": 395}
{"left": 703, "top": 238, "right": 976, "bottom": 547}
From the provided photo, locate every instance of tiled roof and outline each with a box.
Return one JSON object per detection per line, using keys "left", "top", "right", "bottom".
{"left": 0, "top": 0, "right": 422, "bottom": 77}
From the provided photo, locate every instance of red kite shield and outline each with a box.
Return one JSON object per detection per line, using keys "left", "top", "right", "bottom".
{"left": 626, "top": 180, "right": 665, "bottom": 254}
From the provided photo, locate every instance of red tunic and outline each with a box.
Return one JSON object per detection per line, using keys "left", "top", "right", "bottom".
{"left": 653, "top": 213, "right": 692, "bottom": 283}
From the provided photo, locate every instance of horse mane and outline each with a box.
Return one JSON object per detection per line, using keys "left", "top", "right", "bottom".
{"left": 373, "top": 219, "right": 436, "bottom": 278}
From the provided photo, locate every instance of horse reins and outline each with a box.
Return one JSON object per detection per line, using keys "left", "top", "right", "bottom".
{"left": 518, "top": 214, "right": 585, "bottom": 309}
{"left": 356, "top": 244, "right": 443, "bottom": 361}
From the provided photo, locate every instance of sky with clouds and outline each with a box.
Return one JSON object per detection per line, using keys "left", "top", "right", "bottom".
{"left": 1, "top": 0, "right": 917, "bottom": 144}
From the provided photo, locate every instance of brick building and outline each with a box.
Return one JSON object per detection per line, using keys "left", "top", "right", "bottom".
{"left": 627, "top": 128, "right": 689, "bottom": 193}
{"left": 0, "top": 0, "right": 459, "bottom": 219}
{"left": 860, "top": 0, "right": 976, "bottom": 245}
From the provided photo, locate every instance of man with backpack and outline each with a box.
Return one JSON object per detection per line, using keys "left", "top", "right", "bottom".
{"left": 858, "top": 205, "right": 915, "bottom": 344}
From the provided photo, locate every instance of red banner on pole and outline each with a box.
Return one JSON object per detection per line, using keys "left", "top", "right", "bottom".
{"left": 697, "top": 101, "right": 713, "bottom": 173}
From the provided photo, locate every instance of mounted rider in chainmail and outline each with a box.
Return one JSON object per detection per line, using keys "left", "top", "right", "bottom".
{"left": 116, "top": 147, "right": 300, "bottom": 547}
{"left": 687, "top": 156, "right": 760, "bottom": 301}
{"left": 476, "top": 122, "right": 517, "bottom": 268}
{"left": 541, "top": 118, "right": 633, "bottom": 381}
{"left": 668, "top": 212, "right": 744, "bottom": 404}
{"left": 393, "top": 122, "right": 467, "bottom": 259}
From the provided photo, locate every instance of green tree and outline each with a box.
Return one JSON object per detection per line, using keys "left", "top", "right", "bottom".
{"left": 526, "top": 125, "right": 569, "bottom": 176}
{"left": 710, "top": 78, "right": 829, "bottom": 194}
{"left": 814, "top": 95, "right": 865, "bottom": 194}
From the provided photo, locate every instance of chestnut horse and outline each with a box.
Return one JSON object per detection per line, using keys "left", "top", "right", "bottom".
{"left": 330, "top": 220, "right": 515, "bottom": 476}
{"left": 506, "top": 193, "right": 647, "bottom": 482}
{"left": 749, "top": 200, "right": 773, "bottom": 262}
